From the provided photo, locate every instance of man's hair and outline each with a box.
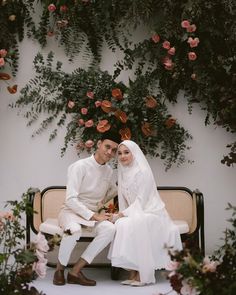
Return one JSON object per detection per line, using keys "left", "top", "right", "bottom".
{"left": 100, "top": 130, "right": 122, "bottom": 144}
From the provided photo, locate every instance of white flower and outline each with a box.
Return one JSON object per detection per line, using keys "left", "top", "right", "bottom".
{"left": 33, "top": 232, "right": 49, "bottom": 252}
{"left": 181, "top": 280, "right": 200, "bottom": 295}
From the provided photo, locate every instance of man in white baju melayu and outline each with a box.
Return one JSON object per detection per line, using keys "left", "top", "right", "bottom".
{"left": 109, "top": 140, "right": 183, "bottom": 286}
{"left": 53, "top": 132, "right": 120, "bottom": 286}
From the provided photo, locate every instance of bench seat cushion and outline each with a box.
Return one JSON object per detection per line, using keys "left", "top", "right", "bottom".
{"left": 39, "top": 218, "right": 189, "bottom": 237}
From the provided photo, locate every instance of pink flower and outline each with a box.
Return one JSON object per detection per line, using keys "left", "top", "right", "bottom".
{"left": 48, "top": 4, "right": 56, "bottom": 12}
{"left": 181, "top": 280, "right": 200, "bottom": 295}
{"left": 168, "top": 47, "right": 175, "bottom": 55}
{"left": 187, "top": 37, "right": 200, "bottom": 48}
{"left": 151, "top": 33, "right": 160, "bottom": 43}
{"left": 33, "top": 260, "right": 47, "bottom": 278}
{"left": 163, "top": 41, "right": 171, "bottom": 50}
{"left": 85, "top": 140, "right": 94, "bottom": 148}
{"left": 81, "top": 107, "right": 88, "bottom": 115}
{"left": 0, "top": 58, "right": 5, "bottom": 67}
{"left": 188, "top": 52, "right": 197, "bottom": 61}
{"left": 67, "top": 100, "right": 75, "bottom": 109}
{"left": 33, "top": 232, "right": 49, "bottom": 252}
{"left": 95, "top": 100, "right": 102, "bottom": 107}
{"left": 60, "top": 5, "right": 68, "bottom": 12}
{"left": 47, "top": 31, "right": 54, "bottom": 37}
{"left": 86, "top": 91, "right": 94, "bottom": 99}
{"left": 163, "top": 57, "right": 174, "bottom": 70}
{"left": 191, "top": 73, "right": 197, "bottom": 80}
{"left": 181, "top": 20, "right": 190, "bottom": 28}
{"left": 166, "top": 260, "right": 180, "bottom": 271}
{"left": 0, "top": 49, "right": 7, "bottom": 57}
{"left": 202, "top": 256, "right": 219, "bottom": 273}
{"left": 78, "top": 118, "right": 85, "bottom": 126}
{"left": 187, "top": 24, "right": 197, "bottom": 33}
{"left": 85, "top": 119, "right": 94, "bottom": 127}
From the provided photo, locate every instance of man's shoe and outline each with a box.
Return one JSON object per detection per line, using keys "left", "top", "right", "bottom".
{"left": 53, "top": 270, "right": 66, "bottom": 286}
{"left": 67, "top": 271, "right": 96, "bottom": 286}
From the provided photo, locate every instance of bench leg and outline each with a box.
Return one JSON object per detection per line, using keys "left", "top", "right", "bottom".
{"left": 111, "top": 266, "right": 120, "bottom": 280}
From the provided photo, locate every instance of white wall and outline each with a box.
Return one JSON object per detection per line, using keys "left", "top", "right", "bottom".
{"left": 0, "top": 36, "right": 235, "bottom": 256}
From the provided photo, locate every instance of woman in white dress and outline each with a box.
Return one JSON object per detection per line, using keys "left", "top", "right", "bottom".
{"left": 109, "top": 140, "right": 182, "bottom": 286}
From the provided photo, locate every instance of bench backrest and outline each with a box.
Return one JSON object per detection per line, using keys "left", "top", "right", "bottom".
{"left": 31, "top": 186, "right": 197, "bottom": 235}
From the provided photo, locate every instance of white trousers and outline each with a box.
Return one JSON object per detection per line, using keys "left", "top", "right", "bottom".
{"left": 58, "top": 212, "right": 116, "bottom": 266}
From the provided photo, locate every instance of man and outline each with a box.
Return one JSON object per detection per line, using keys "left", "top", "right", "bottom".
{"left": 53, "top": 131, "right": 120, "bottom": 286}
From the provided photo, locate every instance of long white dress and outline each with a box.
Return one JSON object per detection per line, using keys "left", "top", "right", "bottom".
{"left": 109, "top": 140, "right": 182, "bottom": 284}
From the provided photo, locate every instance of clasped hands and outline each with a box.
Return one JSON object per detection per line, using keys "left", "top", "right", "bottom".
{"left": 91, "top": 212, "right": 124, "bottom": 223}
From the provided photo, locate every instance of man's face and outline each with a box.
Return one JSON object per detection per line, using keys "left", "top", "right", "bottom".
{"left": 96, "top": 139, "right": 118, "bottom": 164}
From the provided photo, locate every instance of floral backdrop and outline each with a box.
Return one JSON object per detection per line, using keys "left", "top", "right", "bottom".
{"left": 0, "top": 0, "right": 235, "bottom": 167}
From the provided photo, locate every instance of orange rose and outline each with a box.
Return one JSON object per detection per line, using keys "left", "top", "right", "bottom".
{"left": 141, "top": 122, "right": 155, "bottom": 137}
{"left": 119, "top": 127, "right": 131, "bottom": 140}
{"left": 7, "top": 84, "right": 17, "bottom": 94}
{"left": 145, "top": 96, "right": 158, "bottom": 108}
{"left": 0, "top": 72, "right": 11, "bottom": 80}
{"left": 112, "top": 88, "right": 123, "bottom": 100}
{"left": 97, "top": 119, "right": 111, "bottom": 133}
{"left": 114, "top": 109, "right": 128, "bottom": 123}
{"left": 165, "top": 117, "right": 176, "bottom": 128}
{"left": 101, "top": 100, "right": 112, "bottom": 113}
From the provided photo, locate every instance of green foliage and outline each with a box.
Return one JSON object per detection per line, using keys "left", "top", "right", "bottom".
{"left": 12, "top": 52, "right": 192, "bottom": 170}
{"left": 164, "top": 203, "right": 236, "bottom": 295}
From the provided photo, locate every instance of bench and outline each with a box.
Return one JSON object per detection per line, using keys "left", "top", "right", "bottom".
{"left": 26, "top": 186, "right": 205, "bottom": 279}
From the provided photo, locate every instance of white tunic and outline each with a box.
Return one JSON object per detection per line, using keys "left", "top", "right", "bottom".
{"left": 59, "top": 155, "right": 117, "bottom": 228}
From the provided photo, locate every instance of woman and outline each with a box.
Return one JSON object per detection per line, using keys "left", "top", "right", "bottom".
{"left": 109, "top": 140, "right": 182, "bottom": 286}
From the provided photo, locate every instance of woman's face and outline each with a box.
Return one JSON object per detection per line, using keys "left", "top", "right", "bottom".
{"left": 118, "top": 144, "right": 133, "bottom": 166}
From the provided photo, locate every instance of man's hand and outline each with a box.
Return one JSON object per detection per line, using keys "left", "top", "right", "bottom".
{"left": 90, "top": 212, "right": 111, "bottom": 221}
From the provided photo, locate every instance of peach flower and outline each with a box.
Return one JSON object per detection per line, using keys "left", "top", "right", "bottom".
{"left": 0, "top": 58, "right": 5, "bottom": 67}
{"left": 181, "top": 20, "right": 190, "bottom": 28}
{"left": 151, "top": 34, "right": 160, "bottom": 43}
{"left": 97, "top": 120, "right": 111, "bottom": 133}
{"left": 0, "top": 49, "right": 7, "bottom": 57}
{"left": 141, "top": 122, "right": 154, "bottom": 137}
{"left": 145, "top": 96, "right": 158, "bottom": 108}
{"left": 86, "top": 91, "right": 94, "bottom": 99}
{"left": 187, "top": 37, "right": 200, "bottom": 48}
{"left": 85, "top": 140, "right": 94, "bottom": 149}
{"left": 187, "top": 24, "right": 197, "bottom": 32}
{"left": 191, "top": 73, "right": 197, "bottom": 80}
{"left": 67, "top": 100, "right": 75, "bottom": 109}
{"left": 81, "top": 107, "right": 88, "bottom": 115}
{"left": 112, "top": 88, "right": 123, "bottom": 100}
{"left": 7, "top": 85, "right": 17, "bottom": 94}
{"left": 101, "top": 100, "right": 113, "bottom": 113}
{"left": 165, "top": 117, "right": 176, "bottom": 128}
{"left": 168, "top": 47, "right": 176, "bottom": 55}
{"left": 188, "top": 52, "right": 197, "bottom": 61}
{"left": 85, "top": 119, "right": 94, "bottom": 127}
{"left": 0, "top": 72, "right": 11, "bottom": 80}
{"left": 78, "top": 118, "right": 85, "bottom": 126}
{"left": 162, "top": 41, "right": 171, "bottom": 50}
{"left": 8, "top": 15, "right": 16, "bottom": 21}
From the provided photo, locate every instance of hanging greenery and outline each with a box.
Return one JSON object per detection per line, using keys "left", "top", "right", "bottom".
{"left": 11, "top": 52, "right": 192, "bottom": 170}
{"left": 1, "top": 0, "right": 235, "bottom": 166}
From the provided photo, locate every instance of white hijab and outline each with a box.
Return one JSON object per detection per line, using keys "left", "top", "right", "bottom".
{"left": 118, "top": 140, "right": 165, "bottom": 213}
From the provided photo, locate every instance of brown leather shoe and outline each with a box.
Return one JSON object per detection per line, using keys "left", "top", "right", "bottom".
{"left": 53, "top": 270, "right": 65, "bottom": 286}
{"left": 67, "top": 271, "right": 96, "bottom": 286}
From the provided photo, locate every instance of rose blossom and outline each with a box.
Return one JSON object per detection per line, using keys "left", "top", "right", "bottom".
{"left": 187, "top": 24, "right": 197, "bottom": 32}
{"left": 60, "top": 5, "right": 68, "bottom": 12}
{"left": 187, "top": 37, "right": 200, "bottom": 48}
{"left": 85, "top": 140, "right": 94, "bottom": 149}
{"left": 33, "top": 260, "right": 47, "bottom": 278}
{"left": 67, "top": 100, "right": 75, "bottom": 109}
{"left": 8, "top": 15, "right": 16, "bottom": 21}
{"left": 81, "top": 107, "right": 88, "bottom": 115}
{"left": 163, "top": 57, "right": 174, "bottom": 70}
{"left": 95, "top": 100, "right": 102, "bottom": 107}
{"left": 181, "top": 280, "right": 200, "bottom": 295}
{"left": 166, "top": 260, "right": 180, "bottom": 271}
{"left": 0, "top": 49, "right": 7, "bottom": 57}
{"left": 202, "top": 256, "right": 219, "bottom": 273}
{"left": 168, "top": 47, "right": 176, "bottom": 55}
{"left": 48, "top": 4, "right": 56, "bottom": 12}
{"left": 84, "top": 119, "right": 94, "bottom": 127}
{"left": 188, "top": 52, "right": 197, "bottom": 61}
{"left": 0, "top": 58, "right": 5, "bottom": 67}
{"left": 181, "top": 20, "right": 190, "bottom": 28}
{"left": 33, "top": 232, "right": 49, "bottom": 252}
{"left": 151, "top": 33, "right": 160, "bottom": 43}
{"left": 86, "top": 91, "right": 94, "bottom": 99}
{"left": 162, "top": 41, "right": 171, "bottom": 50}
{"left": 191, "top": 73, "right": 197, "bottom": 80}
{"left": 78, "top": 118, "right": 85, "bottom": 126}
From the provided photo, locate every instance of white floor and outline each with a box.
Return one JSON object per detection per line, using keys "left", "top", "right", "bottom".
{"left": 32, "top": 267, "right": 177, "bottom": 295}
